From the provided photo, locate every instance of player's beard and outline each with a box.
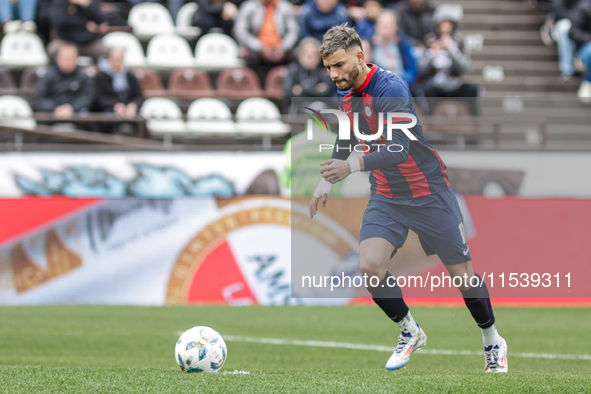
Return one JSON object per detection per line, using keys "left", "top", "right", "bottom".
{"left": 335, "top": 63, "right": 360, "bottom": 91}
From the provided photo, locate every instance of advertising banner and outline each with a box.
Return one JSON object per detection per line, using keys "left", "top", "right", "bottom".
{"left": 0, "top": 196, "right": 589, "bottom": 306}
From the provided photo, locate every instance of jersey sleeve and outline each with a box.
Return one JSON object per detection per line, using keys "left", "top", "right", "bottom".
{"left": 362, "top": 76, "right": 413, "bottom": 171}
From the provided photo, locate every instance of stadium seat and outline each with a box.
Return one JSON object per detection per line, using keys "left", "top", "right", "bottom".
{"left": 19, "top": 66, "right": 47, "bottom": 96}
{"left": 217, "top": 67, "right": 263, "bottom": 99}
{"left": 186, "top": 98, "right": 236, "bottom": 135}
{"left": 0, "top": 70, "right": 17, "bottom": 95}
{"left": 235, "top": 97, "right": 289, "bottom": 136}
{"left": 0, "top": 95, "right": 36, "bottom": 130}
{"left": 139, "top": 97, "right": 185, "bottom": 134}
{"left": 0, "top": 32, "right": 48, "bottom": 68}
{"left": 168, "top": 68, "right": 214, "bottom": 99}
{"left": 146, "top": 33, "right": 194, "bottom": 68}
{"left": 264, "top": 65, "right": 288, "bottom": 100}
{"left": 131, "top": 68, "right": 167, "bottom": 97}
{"left": 102, "top": 32, "right": 147, "bottom": 68}
{"left": 194, "top": 33, "right": 242, "bottom": 69}
{"left": 128, "top": 2, "right": 175, "bottom": 40}
{"left": 176, "top": 2, "right": 200, "bottom": 39}
{"left": 431, "top": 100, "right": 477, "bottom": 134}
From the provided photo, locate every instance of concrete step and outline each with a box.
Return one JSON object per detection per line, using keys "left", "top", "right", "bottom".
{"left": 454, "top": 1, "right": 542, "bottom": 15}
{"left": 468, "top": 60, "right": 561, "bottom": 77}
{"left": 471, "top": 45, "right": 557, "bottom": 61}
{"left": 460, "top": 14, "right": 547, "bottom": 31}
{"left": 465, "top": 75, "right": 579, "bottom": 92}
{"left": 463, "top": 30, "right": 543, "bottom": 47}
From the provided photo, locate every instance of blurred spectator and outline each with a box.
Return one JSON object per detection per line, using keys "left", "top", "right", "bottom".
{"left": 540, "top": 0, "right": 578, "bottom": 81}
{"left": 569, "top": 0, "right": 591, "bottom": 102}
{"left": 36, "top": 0, "right": 52, "bottom": 44}
{"left": 397, "top": 0, "right": 435, "bottom": 47}
{"left": 233, "top": 0, "right": 299, "bottom": 78}
{"left": 34, "top": 44, "right": 95, "bottom": 119}
{"left": 283, "top": 37, "right": 335, "bottom": 111}
{"left": 354, "top": 0, "right": 381, "bottom": 40}
{"left": 95, "top": 48, "right": 144, "bottom": 133}
{"left": 345, "top": 0, "right": 364, "bottom": 23}
{"left": 48, "top": 0, "right": 110, "bottom": 60}
{"left": 371, "top": 10, "right": 417, "bottom": 86}
{"left": 298, "top": 0, "right": 349, "bottom": 41}
{"left": 192, "top": 0, "right": 242, "bottom": 36}
{"left": 418, "top": 5, "right": 477, "bottom": 113}
{"left": 0, "top": 0, "right": 37, "bottom": 33}
{"left": 361, "top": 38, "right": 372, "bottom": 62}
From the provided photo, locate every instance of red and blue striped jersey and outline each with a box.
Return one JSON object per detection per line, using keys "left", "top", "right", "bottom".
{"left": 331, "top": 63, "right": 450, "bottom": 199}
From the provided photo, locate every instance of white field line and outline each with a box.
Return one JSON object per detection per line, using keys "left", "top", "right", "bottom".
{"left": 224, "top": 335, "right": 591, "bottom": 361}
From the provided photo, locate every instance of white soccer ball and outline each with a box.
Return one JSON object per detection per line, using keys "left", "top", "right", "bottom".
{"left": 175, "top": 326, "right": 227, "bottom": 372}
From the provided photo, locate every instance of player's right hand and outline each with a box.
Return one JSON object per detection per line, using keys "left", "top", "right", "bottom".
{"left": 310, "top": 178, "right": 332, "bottom": 218}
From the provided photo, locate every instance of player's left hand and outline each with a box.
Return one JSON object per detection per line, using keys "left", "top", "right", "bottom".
{"left": 320, "top": 159, "right": 350, "bottom": 184}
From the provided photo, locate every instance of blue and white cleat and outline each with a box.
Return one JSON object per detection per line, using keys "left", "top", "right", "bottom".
{"left": 484, "top": 337, "right": 508, "bottom": 373}
{"left": 385, "top": 326, "right": 427, "bottom": 371}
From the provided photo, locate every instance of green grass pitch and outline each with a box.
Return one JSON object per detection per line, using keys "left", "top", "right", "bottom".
{"left": 0, "top": 305, "right": 590, "bottom": 393}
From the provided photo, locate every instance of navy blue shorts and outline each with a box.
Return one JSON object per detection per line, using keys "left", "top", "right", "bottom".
{"left": 359, "top": 188, "right": 472, "bottom": 265}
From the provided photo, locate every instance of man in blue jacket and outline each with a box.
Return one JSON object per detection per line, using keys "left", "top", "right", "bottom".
{"left": 298, "top": 0, "right": 349, "bottom": 41}
{"left": 371, "top": 10, "right": 417, "bottom": 87}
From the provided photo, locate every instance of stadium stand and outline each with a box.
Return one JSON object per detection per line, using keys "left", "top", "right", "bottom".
{"left": 18, "top": 66, "right": 47, "bottom": 96}
{"left": 131, "top": 68, "right": 167, "bottom": 98}
{"left": 127, "top": 2, "right": 175, "bottom": 40}
{"left": 194, "top": 32, "right": 242, "bottom": 69}
{"left": 102, "top": 32, "right": 147, "bottom": 68}
{"left": 186, "top": 98, "right": 237, "bottom": 135}
{"left": 0, "top": 70, "right": 17, "bottom": 95}
{"left": 0, "top": 32, "right": 48, "bottom": 68}
{"left": 146, "top": 33, "right": 195, "bottom": 69}
{"left": 175, "top": 2, "right": 201, "bottom": 39}
{"left": 0, "top": 95, "right": 36, "bottom": 130}
{"left": 168, "top": 68, "right": 215, "bottom": 99}
{"left": 0, "top": 0, "right": 588, "bottom": 150}
{"left": 264, "top": 65, "right": 289, "bottom": 100}
{"left": 235, "top": 97, "right": 289, "bottom": 136}
{"left": 139, "top": 97, "right": 185, "bottom": 134}
{"left": 216, "top": 67, "right": 264, "bottom": 99}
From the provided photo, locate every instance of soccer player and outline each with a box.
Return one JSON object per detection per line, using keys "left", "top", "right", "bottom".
{"left": 308, "top": 24, "right": 508, "bottom": 373}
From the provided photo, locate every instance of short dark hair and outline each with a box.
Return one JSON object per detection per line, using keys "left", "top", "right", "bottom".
{"left": 319, "top": 24, "right": 363, "bottom": 58}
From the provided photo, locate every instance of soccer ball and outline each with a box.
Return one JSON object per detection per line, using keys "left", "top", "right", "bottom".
{"left": 175, "top": 326, "right": 227, "bottom": 372}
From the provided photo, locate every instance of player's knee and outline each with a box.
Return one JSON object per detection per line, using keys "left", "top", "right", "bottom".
{"left": 359, "top": 253, "right": 387, "bottom": 280}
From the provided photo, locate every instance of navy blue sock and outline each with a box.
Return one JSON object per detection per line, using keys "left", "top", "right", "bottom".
{"left": 367, "top": 271, "right": 409, "bottom": 323}
{"left": 461, "top": 273, "right": 495, "bottom": 329}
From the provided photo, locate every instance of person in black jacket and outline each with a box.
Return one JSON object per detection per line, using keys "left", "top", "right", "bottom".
{"left": 192, "top": 0, "right": 242, "bottom": 36}
{"left": 47, "top": 0, "right": 110, "bottom": 60}
{"left": 283, "top": 37, "right": 335, "bottom": 112}
{"left": 397, "top": 0, "right": 435, "bottom": 47}
{"left": 34, "top": 43, "right": 96, "bottom": 119}
{"left": 94, "top": 48, "right": 144, "bottom": 133}
{"left": 569, "top": 0, "right": 591, "bottom": 102}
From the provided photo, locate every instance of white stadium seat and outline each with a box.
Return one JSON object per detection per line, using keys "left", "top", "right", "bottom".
{"left": 176, "top": 3, "right": 200, "bottom": 39}
{"left": 187, "top": 98, "right": 236, "bottom": 135}
{"left": 0, "top": 33, "right": 48, "bottom": 68}
{"left": 139, "top": 97, "right": 185, "bottom": 134}
{"left": 0, "top": 95, "right": 36, "bottom": 130}
{"left": 235, "top": 97, "right": 289, "bottom": 136}
{"left": 102, "top": 32, "right": 147, "bottom": 68}
{"left": 146, "top": 34, "right": 195, "bottom": 69}
{"left": 194, "top": 33, "right": 242, "bottom": 69}
{"left": 128, "top": 3, "right": 175, "bottom": 40}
